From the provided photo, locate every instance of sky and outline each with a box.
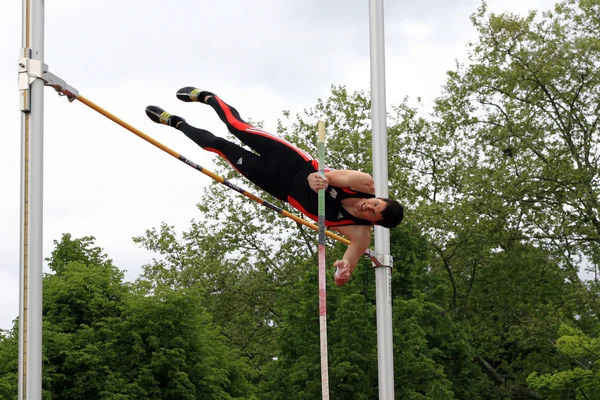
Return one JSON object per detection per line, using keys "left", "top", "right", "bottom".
{"left": 0, "top": 0, "right": 558, "bottom": 331}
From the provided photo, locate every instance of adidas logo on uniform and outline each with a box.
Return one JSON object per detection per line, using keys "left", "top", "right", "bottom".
{"left": 236, "top": 157, "right": 243, "bottom": 165}
{"left": 338, "top": 212, "right": 344, "bottom": 219}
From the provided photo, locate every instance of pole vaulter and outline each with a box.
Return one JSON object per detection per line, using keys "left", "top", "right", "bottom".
{"left": 34, "top": 71, "right": 388, "bottom": 265}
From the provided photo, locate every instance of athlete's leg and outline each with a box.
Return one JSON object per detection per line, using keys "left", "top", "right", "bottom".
{"left": 176, "top": 122, "right": 284, "bottom": 199}
{"left": 178, "top": 88, "right": 315, "bottom": 166}
{"left": 145, "top": 104, "right": 287, "bottom": 198}
{"left": 177, "top": 87, "right": 314, "bottom": 165}
{"left": 209, "top": 96, "right": 314, "bottom": 160}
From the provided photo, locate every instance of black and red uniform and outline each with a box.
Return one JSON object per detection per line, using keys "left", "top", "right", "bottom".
{"left": 177, "top": 96, "right": 374, "bottom": 227}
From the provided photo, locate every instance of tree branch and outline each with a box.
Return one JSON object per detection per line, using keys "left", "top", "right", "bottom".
{"left": 475, "top": 355, "right": 541, "bottom": 399}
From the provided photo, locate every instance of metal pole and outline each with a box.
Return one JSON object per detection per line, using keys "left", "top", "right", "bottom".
{"left": 317, "top": 121, "right": 330, "bottom": 399}
{"left": 19, "top": 0, "right": 45, "bottom": 399}
{"left": 368, "top": 0, "right": 395, "bottom": 399}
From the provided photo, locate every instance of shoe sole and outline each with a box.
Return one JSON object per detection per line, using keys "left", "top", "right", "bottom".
{"left": 146, "top": 107, "right": 172, "bottom": 125}
{"left": 177, "top": 87, "right": 203, "bottom": 102}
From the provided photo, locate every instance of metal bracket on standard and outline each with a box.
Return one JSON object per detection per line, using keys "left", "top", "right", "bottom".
{"left": 18, "top": 51, "right": 38, "bottom": 112}
{"left": 42, "top": 69, "right": 79, "bottom": 101}
{"left": 365, "top": 249, "right": 393, "bottom": 268}
{"left": 18, "top": 49, "right": 79, "bottom": 112}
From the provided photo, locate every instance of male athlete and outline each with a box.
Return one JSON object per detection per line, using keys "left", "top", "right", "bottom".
{"left": 145, "top": 87, "right": 404, "bottom": 286}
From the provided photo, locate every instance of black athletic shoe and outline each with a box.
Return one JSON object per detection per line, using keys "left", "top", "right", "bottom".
{"left": 176, "top": 87, "right": 215, "bottom": 103}
{"left": 145, "top": 105, "right": 184, "bottom": 127}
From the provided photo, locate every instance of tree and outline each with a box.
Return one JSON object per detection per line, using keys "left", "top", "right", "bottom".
{"left": 528, "top": 322, "right": 600, "bottom": 399}
{"left": 0, "top": 325, "right": 18, "bottom": 399}
{"left": 47, "top": 234, "right": 114, "bottom": 275}
{"left": 417, "top": 0, "right": 600, "bottom": 396}
{"left": 435, "top": 0, "right": 600, "bottom": 275}
{"left": 40, "top": 234, "right": 257, "bottom": 399}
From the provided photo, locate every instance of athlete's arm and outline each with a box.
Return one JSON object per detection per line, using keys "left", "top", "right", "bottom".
{"left": 324, "top": 170, "right": 375, "bottom": 194}
{"left": 330, "top": 224, "right": 372, "bottom": 285}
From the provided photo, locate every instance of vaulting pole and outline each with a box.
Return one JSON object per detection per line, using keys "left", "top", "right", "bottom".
{"left": 18, "top": 0, "right": 44, "bottom": 398}
{"left": 317, "top": 121, "right": 329, "bottom": 400}
{"left": 369, "top": 0, "right": 395, "bottom": 398}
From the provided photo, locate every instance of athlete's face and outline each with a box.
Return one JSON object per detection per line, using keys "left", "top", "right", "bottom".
{"left": 358, "top": 198, "right": 386, "bottom": 223}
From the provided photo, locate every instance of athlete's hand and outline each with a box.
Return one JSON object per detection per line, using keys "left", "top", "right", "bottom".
{"left": 308, "top": 172, "right": 329, "bottom": 193}
{"left": 333, "top": 259, "right": 352, "bottom": 286}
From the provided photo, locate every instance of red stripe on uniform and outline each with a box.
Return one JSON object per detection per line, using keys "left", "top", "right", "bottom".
{"left": 215, "top": 97, "right": 253, "bottom": 131}
{"left": 216, "top": 97, "right": 314, "bottom": 162}
{"left": 313, "top": 162, "right": 333, "bottom": 173}
{"left": 287, "top": 196, "right": 318, "bottom": 222}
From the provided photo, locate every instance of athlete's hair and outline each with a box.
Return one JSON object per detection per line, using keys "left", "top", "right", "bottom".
{"left": 377, "top": 198, "right": 404, "bottom": 229}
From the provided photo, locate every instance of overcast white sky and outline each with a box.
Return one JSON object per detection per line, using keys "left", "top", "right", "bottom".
{"left": 0, "top": 0, "right": 557, "bottom": 330}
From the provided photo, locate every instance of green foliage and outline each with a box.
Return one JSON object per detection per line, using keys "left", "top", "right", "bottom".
{"left": 134, "top": 219, "right": 286, "bottom": 374}
{"left": 413, "top": 0, "right": 600, "bottom": 397}
{"left": 258, "top": 260, "right": 380, "bottom": 400}
{"left": 435, "top": 0, "right": 600, "bottom": 265}
{"left": 0, "top": 234, "right": 257, "bottom": 400}
{"left": 257, "top": 221, "right": 481, "bottom": 399}
{"left": 47, "top": 234, "right": 113, "bottom": 275}
{"left": 527, "top": 324, "right": 600, "bottom": 399}
{"left": 393, "top": 296, "right": 457, "bottom": 400}
{"left": 0, "top": 327, "right": 18, "bottom": 399}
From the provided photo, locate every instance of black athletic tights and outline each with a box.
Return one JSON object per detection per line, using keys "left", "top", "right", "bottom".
{"left": 176, "top": 96, "right": 315, "bottom": 200}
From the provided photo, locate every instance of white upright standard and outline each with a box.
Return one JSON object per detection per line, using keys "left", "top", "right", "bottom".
{"left": 369, "top": 0, "right": 395, "bottom": 399}
{"left": 18, "top": 0, "right": 45, "bottom": 399}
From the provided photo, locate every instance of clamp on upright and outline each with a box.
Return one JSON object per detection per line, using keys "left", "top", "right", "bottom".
{"left": 18, "top": 47, "right": 79, "bottom": 112}
{"left": 365, "top": 249, "right": 393, "bottom": 268}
